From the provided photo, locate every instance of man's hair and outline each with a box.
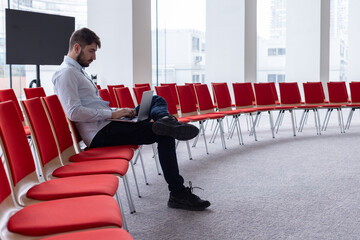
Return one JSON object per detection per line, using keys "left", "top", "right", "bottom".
{"left": 69, "top": 27, "right": 101, "bottom": 51}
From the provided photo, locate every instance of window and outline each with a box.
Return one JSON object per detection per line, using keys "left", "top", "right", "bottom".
{"left": 268, "top": 48, "right": 277, "bottom": 56}
{"left": 277, "top": 74, "right": 285, "bottom": 83}
{"left": 267, "top": 74, "right": 276, "bottom": 82}
{"left": 192, "top": 37, "right": 200, "bottom": 51}
{"left": 192, "top": 74, "right": 200, "bottom": 83}
{"left": 277, "top": 48, "right": 286, "bottom": 55}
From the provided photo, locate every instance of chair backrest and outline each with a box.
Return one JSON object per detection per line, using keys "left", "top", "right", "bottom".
{"left": 194, "top": 84, "right": 215, "bottom": 114}
{"left": 0, "top": 89, "right": 25, "bottom": 124}
{"left": 134, "top": 83, "right": 151, "bottom": 90}
{"left": 303, "top": 82, "right": 325, "bottom": 105}
{"left": 259, "top": 82, "right": 279, "bottom": 103}
{"left": 176, "top": 85, "right": 198, "bottom": 117}
{"left": 114, "top": 87, "right": 135, "bottom": 108}
{"left": 307, "top": 81, "right": 326, "bottom": 102}
{"left": 107, "top": 84, "right": 125, "bottom": 107}
{"left": 212, "top": 82, "right": 233, "bottom": 111}
{"left": 99, "top": 89, "right": 112, "bottom": 103}
{"left": 254, "top": 83, "right": 276, "bottom": 106}
{"left": 96, "top": 85, "right": 101, "bottom": 90}
{"left": 23, "top": 87, "right": 46, "bottom": 99}
{"left": 327, "top": 81, "right": 348, "bottom": 104}
{"left": 0, "top": 101, "right": 40, "bottom": 206}
{"left": 155, "top": 85, "right": 179, "bottom": 116}
{"left": 185, "top": 83, "right": 200, "bottom": 107}
{"left": 42, "top": 95, "right": 77, "bottom": 165}
{"left": 133, "top": 86, "right": 150, "bottom": 105}
{"left": 160, "top": 83, "right": 179, "bottom": 106}
{"left": 21, "top": 97, "right": 63, "bottom": 181}
{"left": 232, "top": 82, "right": 255, "bottom": 109}
{"left": 349, "top": 82, "right": 360, "bottom": 103}
{"left": 279, "top": 82, "right": 302, "bottom": 105}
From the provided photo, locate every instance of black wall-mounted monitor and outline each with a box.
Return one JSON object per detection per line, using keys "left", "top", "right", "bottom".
{"left": 5, "top": 9, "right": 75, "bottom": 65}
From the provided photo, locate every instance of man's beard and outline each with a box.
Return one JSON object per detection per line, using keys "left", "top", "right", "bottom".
{"left": 77, "top": 50, "right": 92, "bottom": 67}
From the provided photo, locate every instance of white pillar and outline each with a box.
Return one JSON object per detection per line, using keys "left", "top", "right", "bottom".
{"left": 206, "top": 0, "right": 245, "bottom": 85}
{"left": 87, "top": 0, "right": 152, "bottom": 88}
{"left": 286, "top": 0, "right": 330, "bottom": 98}
{"left": 244, "top": 0, "right": 257, "bottom": 83}
{"left": 347, "top": 0, "right": 360, "bottom": 81}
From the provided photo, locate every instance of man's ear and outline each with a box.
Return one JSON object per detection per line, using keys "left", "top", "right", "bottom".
{"left": 73, "top": 43, "right": 82, "bottom": 55}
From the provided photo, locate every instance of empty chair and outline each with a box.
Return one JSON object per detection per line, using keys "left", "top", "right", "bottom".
{"left": 322, "top": 81, "right": 348, "bottom": 133}
{"left": 297, "top": 82, "right": 325, "bottom": 135}
{"left": 161, "top": 83, "right": 179, "bottom": 107}
{"left": 134, "top": 83, "right": 151, "bottom": 90}
{"left": 176, "top": 85, "right": 226, "bottom": 153}
{"left": 185, "top": 82, "right": 201, "bottom": 108}
{"left": 0, "top": 155, "right": 124, "bottom": 239}
{"left": 195, "top": 84, "right": 245, "bottom": 145}
{"left": 24, "top": 87, "right": 46, "bottom": 99}
{"left": 107, "top": 84, "right": 125, "bottom": 107}
{"left": 345, "top": 82, "right": 360, "bottom": 129}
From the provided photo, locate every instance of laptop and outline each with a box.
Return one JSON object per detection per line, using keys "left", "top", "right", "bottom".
{"left": 109, "top": 90, "right": 154, "bottom": 122}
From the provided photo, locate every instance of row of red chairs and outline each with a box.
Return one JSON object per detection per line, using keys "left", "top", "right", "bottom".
{"left": 0, "top": 90, "right": 134, "bottom": 239}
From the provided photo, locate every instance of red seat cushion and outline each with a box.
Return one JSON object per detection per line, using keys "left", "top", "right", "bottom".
{"left": 183, "top": 115, "right": 209, "bottom": 121}
{"left": 70, "top": 146, "right": 134, "bottom": 162}
{"left": 52, "top": 159, "right": 129, "bottom": 178}
{"left": 38, "top": 228, "right": 133, "bottom": 240}
{"left": 27, "top": 174, "right": 118, "bottom": 201}
{"left": 8, "top": 195, "right": 122, "bottom": 236}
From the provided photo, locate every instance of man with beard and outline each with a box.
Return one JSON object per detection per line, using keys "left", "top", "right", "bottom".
{"left": 52, "top": 28, "right": 211, "bottom": 211}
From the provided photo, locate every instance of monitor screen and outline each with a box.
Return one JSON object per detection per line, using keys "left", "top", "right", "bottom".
{"left": 6, "top": 9, "right": 75, "bottom": 65}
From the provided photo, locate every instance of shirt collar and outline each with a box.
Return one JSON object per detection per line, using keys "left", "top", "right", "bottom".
{"left": 63, "top": 55, "right": 83, "bottom": 71}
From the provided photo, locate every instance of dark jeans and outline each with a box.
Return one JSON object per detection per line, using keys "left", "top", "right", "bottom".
{"left": 90, "top": 96, "right": 185, "bottom": 193}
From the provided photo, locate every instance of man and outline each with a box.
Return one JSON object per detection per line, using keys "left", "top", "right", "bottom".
{"left": 52, "top": 27, "right": 210, "bottom": 211}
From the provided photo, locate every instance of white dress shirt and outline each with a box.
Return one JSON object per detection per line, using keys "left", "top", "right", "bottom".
{"left": 52, "top": 56, "right": 112, "bottom": 146}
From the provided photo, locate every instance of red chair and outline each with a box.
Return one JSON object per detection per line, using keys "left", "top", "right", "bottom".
{"left": 0, "top": 100, "right": 121, "bottom": 207}
{"left": 259, "top": 82, "right": 280, "bottom": 105}
{"left": 96, "top": 84, "right": 101, "bottom": 89}
{"left": 133, "top": 86, "right": 150, "bottom": 105}
{"left": 297, "top": 82, "right": 325, "bottom": 135}
{"left": 322, "top": 81, "right": 348, "bottom": 133}
{"left": 24, "top": 87, "right": 46, "bottom": 99}
{"left": 176, "top": 85, "right": 226, "bottom": 153}
{"left": 195, "top": 84, "right": 245, "bottom": 145}
{"left": 107, "top": 84, "right": 125, "bottom": 107}
{"left": 114, "top": 87, "right": 135, "bottom": 108}
{"left": 185, "top": 83, "right": 201, "bottom": 108}
{"left": 0, "top": 89, "right": 31, "bottom": 136}
{"left": 25, "top": 96, "right": 135, "bottom": 215}
{"left": 232, "top": 83, "right": 263, "bottom": 141}
{"left": 161, "top": 83, "right": 179, "bottom": 107}
{"left": 134, "top": 83, "right": 151, "bottom": 90}
{"left": 99, "top": 88, "right": 112, "bottom": 104}
{"left": 38, "top": 228, "right": 133, "bottom": 240}
{"left": 345, "top": 82, "right": 360, "bottom": 129}
{"left": 0, "top": 105, "right": 124, "bottom": 239}
{"left": 155, "top": 85, "right": 193, "bottom": 159}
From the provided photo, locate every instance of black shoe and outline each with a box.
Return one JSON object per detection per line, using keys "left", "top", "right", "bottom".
{"left": 168, "top": 182, "right": 211, "bottom": 211}
{"left": 152, "top": 116, "right": 199, "bottom": 141}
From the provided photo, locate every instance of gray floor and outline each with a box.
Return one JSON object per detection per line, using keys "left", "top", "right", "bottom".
{"left": 123, "top": 109, "right": 360, "bottom": 240}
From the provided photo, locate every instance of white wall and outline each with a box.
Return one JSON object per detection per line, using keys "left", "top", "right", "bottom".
{"left": 347, "top": 0, "right": 360, "bottom": 81}
{"left": 206, "top": 0, "right": 245, "bottom": 84}
{"left": 87, "top": 0, "right": 152, "bottom": 88}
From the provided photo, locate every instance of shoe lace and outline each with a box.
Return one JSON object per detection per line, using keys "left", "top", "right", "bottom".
{"left": 188, "top": 181, "right": 204, "bottom": 193}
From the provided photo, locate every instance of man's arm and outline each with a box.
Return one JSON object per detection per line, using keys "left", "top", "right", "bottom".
{"left": 54, "top": 69, "right": 112, "bottom": 122}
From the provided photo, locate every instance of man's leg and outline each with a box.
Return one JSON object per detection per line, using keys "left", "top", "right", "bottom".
{"left": 90, "top": 120, "right": 185, "bottom": 192}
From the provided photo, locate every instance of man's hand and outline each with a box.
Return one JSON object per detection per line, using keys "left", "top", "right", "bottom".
{"left": 111, "top": 108, "right": 136, "bottom": 119}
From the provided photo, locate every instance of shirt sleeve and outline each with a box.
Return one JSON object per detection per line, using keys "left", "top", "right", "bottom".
{"left": 54, "top": 69, "right": 112, "bottom": 122}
